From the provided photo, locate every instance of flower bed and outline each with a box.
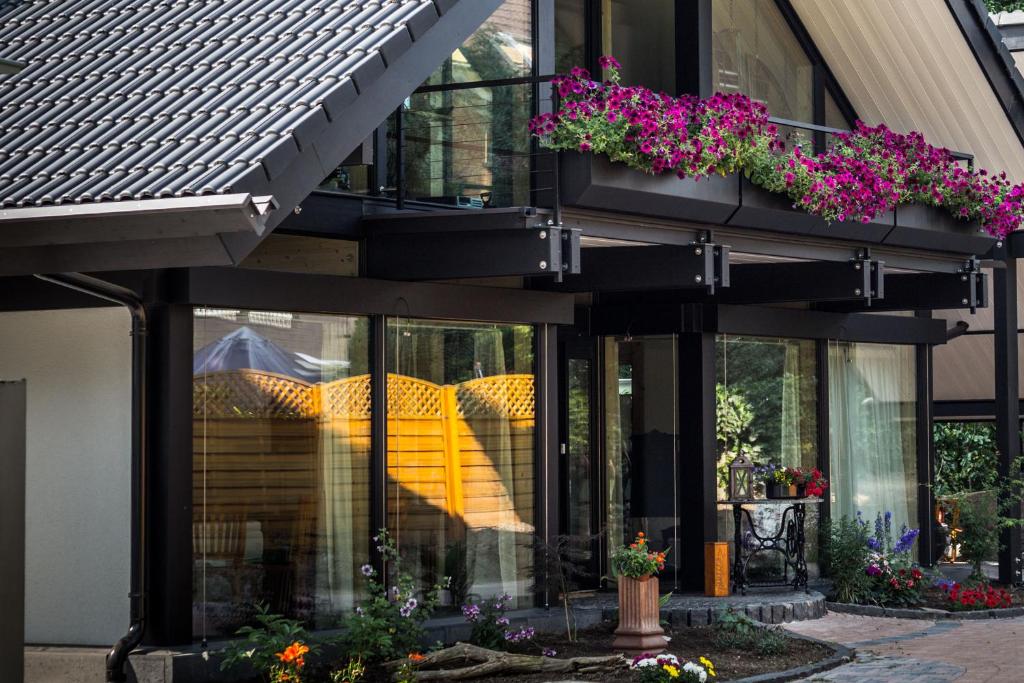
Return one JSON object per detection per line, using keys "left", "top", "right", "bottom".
{"left": 531, "top": 57, "right": 1023, "bottom": 238}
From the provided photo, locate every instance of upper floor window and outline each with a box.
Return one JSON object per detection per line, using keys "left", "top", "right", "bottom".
{"left": 601, "top": 0, "right": 676, "bottom": 93}
{"left": 712, "top": 0, "right": 813, "bottom": 122}
{"left": 427, "top": 0, "right": 533, "bottom": 86}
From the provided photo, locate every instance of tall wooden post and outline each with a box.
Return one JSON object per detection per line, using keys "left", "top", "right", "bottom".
{"left": 0, "top": 380, "right": 26, "bottom": 683}
{"left": 995, "top": 258, "right": 1022, "bottom": 584}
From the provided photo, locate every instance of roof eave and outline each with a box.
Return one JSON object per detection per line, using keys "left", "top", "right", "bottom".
{"left": 0, "top": 193, "right": 275, "bottom": 276}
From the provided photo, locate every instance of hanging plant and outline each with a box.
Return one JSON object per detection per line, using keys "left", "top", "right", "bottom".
{"left": 530, "top": 57, "right": 1024, "bottom": 238}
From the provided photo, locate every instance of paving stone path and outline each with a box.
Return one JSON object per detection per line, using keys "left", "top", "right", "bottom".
{"left": 786, "top": 611, "right": 1024, "bottom": 682}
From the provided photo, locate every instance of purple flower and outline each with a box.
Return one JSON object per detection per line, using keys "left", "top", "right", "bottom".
{"left": 355, "top": 607, "right": 365, "bottom": 617}
{"left": 894, "top": 528, "right": 920, "bottom": 555}
{"left": 360, "top": 564, "right": 375, "bottom": 577}
{"left": 542, "top": 648, "right": 557, "bottom": 657}
{"left": 867, "top": 537, "right": 882, "bottom": 552}
{"left": 866, "top": 564, "right": 882, "bottom": 577}
{"left": 462, "top": 603, "right": 481, "bottom": 622}
{"left": 400, "top": 606, "right": 412, "bottom": 618}
{"left": 405, "top": 598, "right": 418, "bottom": 611}
{"left": 504, "top": 627, "right": 536, "bottom": 643}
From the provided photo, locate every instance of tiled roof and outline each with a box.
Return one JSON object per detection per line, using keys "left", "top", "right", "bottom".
{"left": 0, "top": 0, "right": 494, "bottom": 217}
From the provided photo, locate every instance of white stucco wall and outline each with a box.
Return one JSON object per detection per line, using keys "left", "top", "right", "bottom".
{"left": 0, "top": 307, "right": 131, "bottom": 646}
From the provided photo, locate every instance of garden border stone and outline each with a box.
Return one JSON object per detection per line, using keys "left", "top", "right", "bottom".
{"left": 826, "top": 600, "right": 1024, "bottom": 620}
{"left": 729, "top": 630, "right": 854, "bottom": 683}
{"left": 577, "top": 591, "right": 827, "bottom": 627}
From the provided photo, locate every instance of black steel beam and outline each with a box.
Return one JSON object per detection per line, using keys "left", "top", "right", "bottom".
{"left": 365, "top": 226, "right": 579, "bottom": 280}
{"left": 994, "top": 258, "right": 1022, "bottom": 584}
{"left": 542, "top": 244, "right": 727, "bottom": 293}
{"left": 916, "top": 314, "right": 936, "bottom": 566}
{"left": 713, "top": 258, "right": 879, "bottom": 305}
{"left": 823, "top": 269, "right": 987, "bottom": 313}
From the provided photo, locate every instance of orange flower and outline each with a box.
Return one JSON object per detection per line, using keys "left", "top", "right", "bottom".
{"left": 408, "top": 652, "right": 426, "bottom": 663}
{"left": 276, "top": 642, "right": 310, "bottom": 667}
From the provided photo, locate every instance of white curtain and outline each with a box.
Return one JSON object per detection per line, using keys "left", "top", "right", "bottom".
{"left": 316, "top": 319, "right": 363, "bottom": 621}
{"left": 828, "top": 341, "right": 917, "bottom": 531}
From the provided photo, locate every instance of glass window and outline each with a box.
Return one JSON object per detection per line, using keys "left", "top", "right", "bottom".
{"left": 193, "top": 309, "right": 371, "bottom": 636}
{"left": 604, "top": 335, "right": 678, "bottom": 588}
{"left": 427, "top": 0, "right": 533, "bottom": 86}
{"left": 712, "top": 0, "right": 813, "bottom": 122}
{"left": 829, "top": 342, "right": 918, "bottom": 533}
{"left": 601, "top": 0, "right": 675, "bottom": 93}
{"left": 716, "top": 335, "right": 819, "bottom": 576}
{"left": 394, "top": 84, "right": 533, "bottom": 208}
{"left": 556, "top": 0, "right": 586, "bottom": 73}
{"left": 567, "top": 357, "right": 593, "bottom": 561}
{"left": 387, "top": 319, "right": 535, "bottom": 608}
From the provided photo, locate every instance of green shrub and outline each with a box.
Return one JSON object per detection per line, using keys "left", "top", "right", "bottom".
{"left": 337, "top": 528, "right": 441, "bottom": 663}
{"left": 822, "top": 515, "right": 873, "bottom": 605}
{"left": 957, "top": 492, "right": 1000, "bottom": 581}
{"left": 713, "top": 608, "right": 789, "bottom": 656}
{"left": 933, "top": 422, "right": 998, "bottom": 497}
{"left": 220, "top": 603, "right": 316, "bottom": 682}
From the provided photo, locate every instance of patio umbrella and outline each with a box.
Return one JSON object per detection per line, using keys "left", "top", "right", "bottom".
{"left": 193, "top": 326, "right": 309, "bottom": 378}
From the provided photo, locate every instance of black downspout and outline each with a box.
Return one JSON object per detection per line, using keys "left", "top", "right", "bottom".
{"left": 33, "top": 273, "right": 147, "bottom": 683}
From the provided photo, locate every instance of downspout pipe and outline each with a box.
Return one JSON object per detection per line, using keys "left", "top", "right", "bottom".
{"left": 33, "top": 273, "right": 147, "bottom": 683}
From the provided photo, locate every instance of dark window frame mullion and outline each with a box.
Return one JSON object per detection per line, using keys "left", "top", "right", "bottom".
{"left": 370, "top": 315, "right": 387, "bottom": 571}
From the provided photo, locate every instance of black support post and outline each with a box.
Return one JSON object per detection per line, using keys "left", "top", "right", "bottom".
{"left": 371, "top": 316, "right": 387, "bottom": 568}
{"left": 146, "top": 301, "right": 193, "bottom": 645}
{"left": 536, "top": 323, "right": 560, "bottom": 607}
{"left": 915, "top": 313, "right": 935, "bottom": 567}
{"left": 0, "top": 381, "right": 25, "bottom": 683}
{"left": 678, "top": 312, "right": 717, "bottom": 592}
{"left": 995, "top": 258, "right": 1022, "bottom": 584}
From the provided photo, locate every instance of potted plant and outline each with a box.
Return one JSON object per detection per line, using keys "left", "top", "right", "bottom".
{"left": 610, "top": 532, "right": 669, "bottom": 654}
{"left": 757, "top": 464, "right": 797, "bottom": 499}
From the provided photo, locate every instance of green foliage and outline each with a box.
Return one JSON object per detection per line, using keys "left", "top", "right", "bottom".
{"left": 329, "top": 657, "right": 366, "bottom": 683}
{"left": 219, "top": 603, "right": 315, "bottom": 681}
{"left": 610, "top": 532, "right": 668, "bottom": 579}
{"left": 716, "top": 383, "right": 763, "bottom": 489}
{"left": 822, "top": 516, "right": 873, "bottom": 605}
{"left": 713, "top": 608, "right": 789, "bottom": 656}
{"left": 337, "top": 529, "right": 441, "bottom": 663}
{"left": 933, "top": 422, "right": 998, "bottom": 496}
{"left": 958, "top": 492, "right": 1000, "bottom": 581}
{"left": 987, "top": 0, "right": 1024, "bottom": 12}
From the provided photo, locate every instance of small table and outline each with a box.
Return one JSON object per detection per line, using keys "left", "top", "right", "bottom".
{"left": 717, "top": 498, "right": 823, "bottom": 595}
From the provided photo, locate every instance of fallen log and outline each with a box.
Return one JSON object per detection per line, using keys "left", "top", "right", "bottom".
{"left": 384, "top": 643, "right": 627, "bottom": 681}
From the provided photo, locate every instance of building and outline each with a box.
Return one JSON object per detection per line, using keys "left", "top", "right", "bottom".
{"left": 1, "top": 1, "right": 1023, "bottom": 681}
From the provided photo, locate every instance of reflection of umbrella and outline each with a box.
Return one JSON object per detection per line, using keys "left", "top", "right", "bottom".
{"left": 193, "top": 327, "right": 311, "bottom": 378}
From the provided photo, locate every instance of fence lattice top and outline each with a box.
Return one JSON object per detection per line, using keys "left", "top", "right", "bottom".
{"left": 193, "top": 370, "right": 535, "bottom": 420}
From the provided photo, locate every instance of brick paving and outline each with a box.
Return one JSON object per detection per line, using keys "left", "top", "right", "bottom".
{"left": 786, "top": 611, "right": 1024, "bottom": 682}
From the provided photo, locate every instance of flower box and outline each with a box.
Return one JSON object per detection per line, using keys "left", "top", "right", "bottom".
{"left": 888, "top": 203, "right": 994, "bottom": 254}
{"left": 559, "top": 152, "right": 739, "bottom": 225}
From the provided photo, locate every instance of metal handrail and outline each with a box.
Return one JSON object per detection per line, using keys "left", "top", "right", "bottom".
{"left": 768, "top": 115, "right": 975, "bottom": 169}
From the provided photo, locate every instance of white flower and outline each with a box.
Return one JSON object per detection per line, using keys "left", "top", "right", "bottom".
{"left": 244, "top": 649, "right": 256, "bottom": 659}
{"left": 682, "top": 662, "right": 708, "bottom": 683}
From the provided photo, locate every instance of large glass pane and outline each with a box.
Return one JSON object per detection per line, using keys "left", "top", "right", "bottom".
{"left": 712, "top": 0, "right": 813, "bottom": 123}
{"left": 387, "top": 319, "right": 535, "bottom": 608}
{"left": 556, "top": 0, "right": 586, "bottom": 73}
{"left": 396, "top": 84, "right": 532, "bottom": 208}
{"left": 829, "top": 342, "right": 918, "bottom": 533}
{"left": 716, "top": 335, "right": 819, "bottom": 577}
{"left": 604, "top": 335, "right": 678, "bottom": 588}
{"left": 601, "top": 0, "right": 675, "bottom": 93}
{"left": 427, "top": 0, "right": 533, "bottom": 85}
{"left": 567, "top": 357, "right": 593, "bottom": 561}
{"left": 193, "top": 309, "right": 371, "bottom": 637}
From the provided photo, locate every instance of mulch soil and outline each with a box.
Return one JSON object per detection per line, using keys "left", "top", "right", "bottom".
{"left": 361, "top": 619, "right": 833, "bottom": 682}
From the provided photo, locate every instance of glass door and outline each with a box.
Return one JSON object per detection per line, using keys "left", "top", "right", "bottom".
{"left": 559, "top": 333, "right": 600, "bottom": 587}
{"left": 604, "top": 335, "right": 679, "bottom": 590}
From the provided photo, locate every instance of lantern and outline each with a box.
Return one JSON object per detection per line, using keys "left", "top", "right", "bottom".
{"left": 728, "top": 453, "right": 755, "bottom": 500}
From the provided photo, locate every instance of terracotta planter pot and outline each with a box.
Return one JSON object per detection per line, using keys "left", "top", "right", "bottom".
{"left": 612, "top": 575, "right": 665, "bottom": 654}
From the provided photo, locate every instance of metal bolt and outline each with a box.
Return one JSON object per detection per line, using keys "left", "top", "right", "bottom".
{"left": 854, "top": 262, "right": 862, "bottom": 270}
{"left": 961, "top": 275, "right": 968, "bottom": 281}
{"left": 962, "top": 298, "right": 969, "bottom": 305}
{"left": 854, "top": 288, "right": 862, "bottom": 296}
{"left": 695, "top": 274, "right": 703, "bottom": 283}
{"left": 539, "top": 260, "right": 548, "bottom": 270}
{"left": 539, "top": 230, "right": 547, "bottom": 239}
{"left": 695, "top": 247, "right": 703, "bottom": 256}
{"left": 547, "top": 219, "right": 554, "bottom": 226}
{"left": 293, "top": 206, "right": 302, "bottom": 215}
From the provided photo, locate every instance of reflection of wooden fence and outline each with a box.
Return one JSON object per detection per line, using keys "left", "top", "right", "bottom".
{"left": 193, "top": 370, "right": 535, "bottom": 535}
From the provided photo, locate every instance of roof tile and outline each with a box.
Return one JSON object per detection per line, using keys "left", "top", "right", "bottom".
{"left": 0, "top": 0, "right": 448, "bottom": 208}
